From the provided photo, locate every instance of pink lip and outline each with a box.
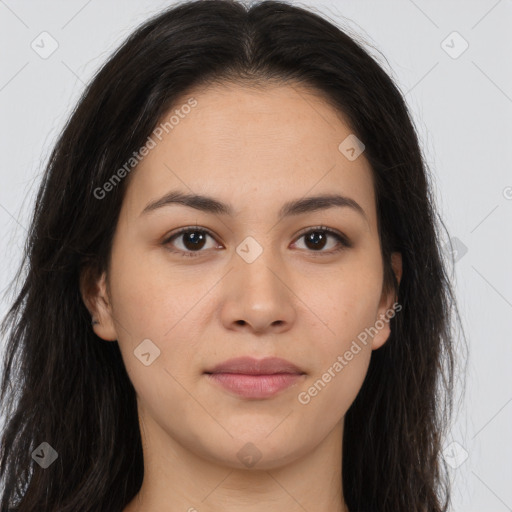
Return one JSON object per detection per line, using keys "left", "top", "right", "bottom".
{"left": 204, "top": 357, "right": 306, "bottom": 399}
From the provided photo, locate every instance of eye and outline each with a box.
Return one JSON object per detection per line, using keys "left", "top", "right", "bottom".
{"left": 162, "top": 225, "right": 351, "bottom": 258}
{"left": 292, "top": 225, "right": 351, "bottom": 255}
{"left": 162, "top": 227, "right": 219, "bottom": 258}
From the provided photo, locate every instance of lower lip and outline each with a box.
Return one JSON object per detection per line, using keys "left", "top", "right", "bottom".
{"left": 206, "top": 373, "right": 304, "bottom": 399}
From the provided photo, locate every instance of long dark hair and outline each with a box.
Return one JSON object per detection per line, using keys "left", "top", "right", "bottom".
{"left": 0, "top": 1, "right": 465, "bottom": 510}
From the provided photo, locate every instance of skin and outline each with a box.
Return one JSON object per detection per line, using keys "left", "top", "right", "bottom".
{"left": 82, "top": 82, "right": 402, "bottom": 512}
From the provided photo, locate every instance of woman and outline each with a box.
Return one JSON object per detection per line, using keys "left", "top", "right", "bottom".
{"left": 0, "top": 1, "right": 463, "bottom": 511}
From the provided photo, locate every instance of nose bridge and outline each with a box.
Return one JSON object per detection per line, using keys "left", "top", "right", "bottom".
{"left": 234, "top": 233, "right": 283, "bottom": 295}
{"left": 221, "top": 232, "right": 296, "bottom": 332}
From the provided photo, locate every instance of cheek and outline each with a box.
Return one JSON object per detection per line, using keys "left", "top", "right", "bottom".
{"left": 299, "top": 259, "right": 383, "bottom": 402}
{"left": 110, "top": 265, "right": 204, "bottom": 427}
{"left": 312, "top": 265, "right": 383, "bottom": 349}
{"left": 108, "top": 238, "right": 188, "bottom": 337}
{"left": 295, "top": 345, "right": 371, "bottom": 441}
{"left": 106, "top": 242, "right": 204, "bottom": 385}
{"left": 297, "top": 284, "right": 378, "bottom": 421}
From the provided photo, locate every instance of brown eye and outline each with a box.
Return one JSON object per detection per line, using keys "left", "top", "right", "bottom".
{"left": 163, "top": 228, "right": 218, "bottom": 258}
{"left": 163, "top": 225, "right": 351, "bottom": 258}
{"left": 293, "top": 226, "right": 351, "bottom": 254}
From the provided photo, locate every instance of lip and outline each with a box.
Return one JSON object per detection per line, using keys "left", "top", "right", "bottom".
{"left": 204, "top": 357, "right": 306, "bottom": 399}
{"left": 205, "top": 356, "right": 304, "bottom": 375}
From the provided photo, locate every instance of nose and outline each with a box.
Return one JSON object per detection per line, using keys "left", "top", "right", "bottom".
{"left": 219, "top": 250, "right": 296, "bottom": 335}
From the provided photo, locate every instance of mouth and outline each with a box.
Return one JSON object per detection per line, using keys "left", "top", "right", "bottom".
{"left": 204, "top": 356, "right": 306, "bottom": 400}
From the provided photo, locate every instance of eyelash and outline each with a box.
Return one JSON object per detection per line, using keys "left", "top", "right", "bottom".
{"left": 162, "top": 225, "right": 351, "bottom": 258}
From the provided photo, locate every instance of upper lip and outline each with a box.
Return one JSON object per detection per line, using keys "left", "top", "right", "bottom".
{"left": 205, "top": 357, "right": 305, "bottom": 375}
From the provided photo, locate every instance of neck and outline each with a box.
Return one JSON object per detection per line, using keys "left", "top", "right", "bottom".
{"left": 124, "top": 409, "right": 349, "bottom": 512}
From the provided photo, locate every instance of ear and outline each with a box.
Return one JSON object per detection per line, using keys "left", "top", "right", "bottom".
{"left": 371, "top": 251, "right": 402, "bottom": 350}
{"left": 79, "top": 265, "right": 118, "bottom": 341}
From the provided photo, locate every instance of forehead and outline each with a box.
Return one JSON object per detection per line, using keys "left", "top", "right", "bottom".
{"left": 123, "top": 82, "right": 376, "bottom": 226}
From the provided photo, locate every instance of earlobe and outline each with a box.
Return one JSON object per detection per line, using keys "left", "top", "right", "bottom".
{"left": 79, "top": 267, "right": 118, "bottom": 342}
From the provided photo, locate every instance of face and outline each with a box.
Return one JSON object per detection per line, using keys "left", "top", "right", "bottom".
{"left": 84, "top": 82, "right": 401, "bottom": 470}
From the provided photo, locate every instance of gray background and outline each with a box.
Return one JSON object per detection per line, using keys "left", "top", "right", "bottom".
{"left": 1, "top": 1, "right": 511, "bottom": 510}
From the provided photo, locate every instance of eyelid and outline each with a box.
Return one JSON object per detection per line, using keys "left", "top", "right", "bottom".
{"left": 293, "top": 225, "right": 351, "bottom": 246}
{"left": 162, "top": 224, "right": 351, "bottom": 257}
{"left": 161, "top": 226, "right": 220, "bottom": 255}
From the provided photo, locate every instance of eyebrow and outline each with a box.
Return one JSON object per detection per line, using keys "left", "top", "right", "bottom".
{"left": 140, "top": 190, "right": 368, "bottom": 224}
